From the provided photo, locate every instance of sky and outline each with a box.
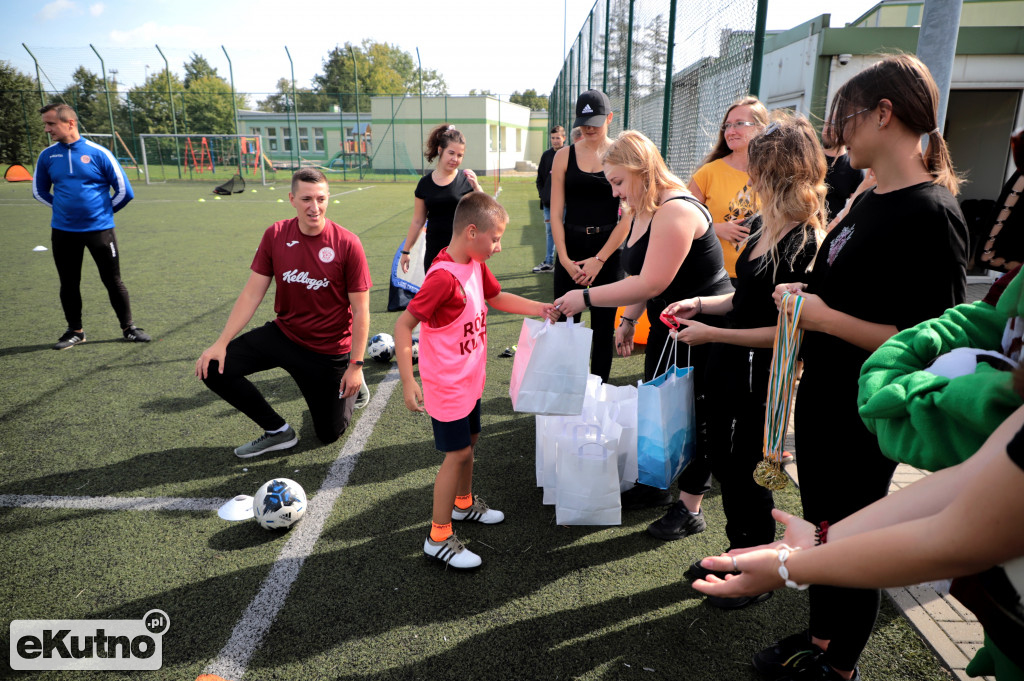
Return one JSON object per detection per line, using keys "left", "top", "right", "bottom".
{"left": 1, "top": 0, "right": 882, "bottom": 101}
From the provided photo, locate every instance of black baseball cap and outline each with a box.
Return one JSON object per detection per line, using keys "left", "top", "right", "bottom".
{"left": 573, "top": 90, "right": 611, "bottom": 128}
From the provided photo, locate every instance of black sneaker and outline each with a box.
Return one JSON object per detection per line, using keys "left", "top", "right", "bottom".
{"left": 753, "top": 630, "right": 823, "bottom": 679}
{"left": 686, "top": 559, "right": 736, "bottom": 582}
{"left": 621, "top": 484, "right": 675, "bottom": 510}
{"left": 777, "top": 661, "right": 860, "bottom": 681}
{"left": 707, "top": 591, "right": 773, "bottom": 609}
{"left": 122, "top": 325, "right": 151, "bottom": 342}
{"left": 53, "top": 329, "right": 86, "bottom": 350}
{"left": 647, "top": 500, "right": 706, "bottom": 540}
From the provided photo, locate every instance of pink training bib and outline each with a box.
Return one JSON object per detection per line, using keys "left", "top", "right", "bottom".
{"left": 418, "top": 259, "right": 488, "bottom": 421}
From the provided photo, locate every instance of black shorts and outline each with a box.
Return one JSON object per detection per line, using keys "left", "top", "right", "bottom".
{"left": 430, "top": 399, "right": 482, "bottom": 452}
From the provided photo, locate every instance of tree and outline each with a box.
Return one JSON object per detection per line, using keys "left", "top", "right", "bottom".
{"left": 0, "top": 60, "right": 43, "bottom": 164}
{"left": 125, "top": 69, "right": 184, "bottom": 134}
{"left": 468, "top": 89, "right": 494, "bottom": 97}
{"left": 509, "top": 89, "right": 549, "bottom": 110}
{"left": 183, "top": 53, "right": 221, "bottom": 89}
{"left": 256, "top": 78, "right": 329, "bottom": 114}
{"left": 58, "top": 66, "right": 115, "bottom": 135}
{"left": 182, "top": 75, "right": 245, "bottom": 134}
{"left": 313, "top": 40, "right": 447, "bottom": 112}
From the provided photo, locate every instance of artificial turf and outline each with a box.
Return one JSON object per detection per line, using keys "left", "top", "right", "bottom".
{"left": 0, "top": 178, "right": 952, "bottom": 680}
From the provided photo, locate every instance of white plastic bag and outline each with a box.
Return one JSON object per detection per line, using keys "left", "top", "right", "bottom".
{"left": 555, "top": 441, "right": 621, "bottom": 525}
{"left": 510, "top": 318, "right": 593, "bottom": 415}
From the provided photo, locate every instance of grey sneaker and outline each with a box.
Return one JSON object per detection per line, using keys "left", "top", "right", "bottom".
{"left": 423, "top": 532, "right": 482, "bottom": 569}
{"left": 354, "top": 381, "right": 370, "bottom": 409}
{"left": 234, "top": 426, "right": 298, "bottom": 458}
{"left": 54, "top": 329, "right": 86, "bottom": 350}
{"left": 532, "top": 262, "right": 554, "bottom": 273}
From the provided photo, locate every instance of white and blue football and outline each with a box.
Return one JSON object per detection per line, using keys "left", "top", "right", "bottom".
{"left": 253, "top": 478, "right": 306, "bottom": 530}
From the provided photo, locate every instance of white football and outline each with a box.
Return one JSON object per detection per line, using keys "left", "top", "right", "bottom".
{"left": 368, "top": 333, "right": 396, "bottom": 363}
{"left": 253, "top": 478, "right": 307, "bottom": 530}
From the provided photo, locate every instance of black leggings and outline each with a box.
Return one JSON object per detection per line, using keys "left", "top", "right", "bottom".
{"left": 202, "top": 322, "right": 355, "bottom": 444}
{"left": 704, "top": 343, "right": 776, "bottom": 548}
{"left": 794, "top": 366, "right": 898, "bottom": 671}
{"left": 553, "top": 228, "right": 624, "bottom": 383}
{"left": 50, "top": 228, "right": 132, "bottom": 330}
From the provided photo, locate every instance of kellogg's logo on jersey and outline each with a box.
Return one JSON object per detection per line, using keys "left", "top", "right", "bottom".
{"left": 281, "top": 270, "right": 330, "bottom": 290}
{"left": 318, "top": 247, "right": 335, "bottom": 263}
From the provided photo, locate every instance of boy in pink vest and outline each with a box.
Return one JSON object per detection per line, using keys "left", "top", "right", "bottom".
{"left": 396, "top": 192, "right": 556, "bottom": 569}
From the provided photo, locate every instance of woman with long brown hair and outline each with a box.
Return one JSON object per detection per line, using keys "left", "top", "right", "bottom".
{"left": 754, "top": 54, "right": 969, "bottom": 681}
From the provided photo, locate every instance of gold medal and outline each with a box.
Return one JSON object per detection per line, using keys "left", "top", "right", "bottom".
{"left": 753, "top": 459, "right": 788, "bottom": 490}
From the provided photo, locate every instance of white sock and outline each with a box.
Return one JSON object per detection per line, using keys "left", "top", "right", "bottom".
{"left": 267, "top": 423, "right": 290, "bottom": 434}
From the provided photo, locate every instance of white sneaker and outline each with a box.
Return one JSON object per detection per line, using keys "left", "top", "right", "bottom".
{"left": 423, "top": 533, "right": 482, "bottom": 569}
{"left": 451, "top": 495, "right": 505, "bottom": 524}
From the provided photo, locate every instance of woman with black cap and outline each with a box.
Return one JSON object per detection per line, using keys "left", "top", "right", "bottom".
{"left": 548, "top": 90, "right": 629, "bottom": 382}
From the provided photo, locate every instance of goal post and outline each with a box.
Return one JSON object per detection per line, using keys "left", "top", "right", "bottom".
{"left": 139, "top": 134, "right": 272, "bottom": 186}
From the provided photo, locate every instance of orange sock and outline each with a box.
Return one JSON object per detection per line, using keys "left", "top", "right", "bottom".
{"left": 430, "top": 521, "right": 452, "bottom": 542}
{"left": 454, "top": 494, "right": 473, "bottom": 510}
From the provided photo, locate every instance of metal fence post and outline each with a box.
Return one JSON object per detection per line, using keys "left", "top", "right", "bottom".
{"left": 349, "top": 45, "right": 362, "bottom": 180}
{"left": 222, "top": 46, "right": 242, "bottom": 176}
{"left": 21, "top": 44, "right": 45, "bottom": 108}
{"left": 155, "top": 44, "right": 181, "bottom": 179}
{"left": 285, "top": 46, "right": 298, "bottom": 171}
{"left": 623, "top": 0, "right": 635, "bottom": 129}
{"left": 603, "top": 0, "right": 611, "bottom": 94}
{"left": 749, "top": 0, "right": 769, "bottom": 97}
{"left": 660, "top": 0, "right": 678, "bottom": 159}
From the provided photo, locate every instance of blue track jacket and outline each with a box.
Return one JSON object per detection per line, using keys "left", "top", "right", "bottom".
{"left": 33, "top": 137, "right": 134, "bottom": 232}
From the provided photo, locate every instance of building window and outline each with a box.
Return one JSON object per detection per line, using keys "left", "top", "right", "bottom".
{"left": 500, "top": 126, "right": 507, "bottom": 152}
{"left": 516, "top": 128, "right": 522, "bottom": 152}
{"left": 298, "top": 127, "right": 309, "bottom": 152}
{"left": 490, "top": 125, "right": 498, "bottom": 151}
{"left": 283, "top": 127, "right": 292, "bottom": 152}
{"left": 266, "top": 127, "right": 278, "bottom": 152}
{"left": 314, "top": 127, "right": 325, "bottom": 152}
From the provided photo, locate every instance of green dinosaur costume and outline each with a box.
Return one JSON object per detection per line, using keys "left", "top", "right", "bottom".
{"left": 858, "top": 272, "right": 1024, "bottom": 680}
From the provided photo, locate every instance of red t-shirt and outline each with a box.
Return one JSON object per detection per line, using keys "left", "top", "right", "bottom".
{"left": 407, "top": 248, "right": 501, "bottom": 327}
{"left": 251, "top": 217, "right": 371, "bottom": 355}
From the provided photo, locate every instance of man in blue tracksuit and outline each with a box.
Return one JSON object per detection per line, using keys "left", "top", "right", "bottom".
{"left": 33, "top": 103, "right": 150, "bottom": 349}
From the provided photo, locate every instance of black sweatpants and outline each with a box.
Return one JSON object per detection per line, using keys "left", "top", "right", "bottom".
{"left": 202, "top": 322, "right": 355, "bottom": 444}
{"left": 51, "top": 227, "right": 133, "bottom": 330}
{"left": 794, "top": 365, "right": 898, "bottom": 671}
{"left": 553, "top": 228, "right": 624, "bottom": 383}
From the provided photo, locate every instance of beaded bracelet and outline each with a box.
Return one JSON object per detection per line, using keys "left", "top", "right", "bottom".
{"left": 815, "top": 521, "right": 829, "bottom": 546}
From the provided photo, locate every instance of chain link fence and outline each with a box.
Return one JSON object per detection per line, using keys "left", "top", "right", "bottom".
{"left": 4, "top": 45, "right": 537, "bottom": 185}
{"left": 550, "top": 0, "right": 764, "bottom": 180}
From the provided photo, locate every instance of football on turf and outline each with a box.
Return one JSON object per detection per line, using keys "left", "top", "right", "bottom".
{"left": 368, "top": 333, "right": 396, "bottom": 363}
{"left": 253, "top": 478, "right": 307, "bottom": 530}
{"left": 411, "top": 339, "right": 419, "bottom": 365}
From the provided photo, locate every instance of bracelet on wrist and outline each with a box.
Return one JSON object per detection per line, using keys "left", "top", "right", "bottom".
{"left": 401, "top": 250, "right": 411, "bottom": 255}
{"left": 777, "top": 546, "right": 809, "bottom": 590}
{"left": 595, "top": 255, "right": 606, "bottom": 263}
{"left": 620, "top": 316, "right": 636, "bottom": 326}
{"left": 582, "top": 288, "right": 592, "bottom": 308}
{"left": 815, "top": 521, "right": 829, "bottom": 546}
{"left": 351, "top": 360, "right": 365, "bottom": 366}
{"left": 696, "top": 297, "right": 703, "bottom": 314}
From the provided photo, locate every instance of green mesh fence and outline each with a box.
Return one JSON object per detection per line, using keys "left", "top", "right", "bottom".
{"left": 551, "top": 0, "right": 760, "bottom": 180}
{"left": 6, "top": 45, "right": 534, "bottom": 184}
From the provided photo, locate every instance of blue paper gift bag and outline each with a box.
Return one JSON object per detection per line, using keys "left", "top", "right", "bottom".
{"left": 636, "top": 342, "right": 695, "bottom": 489}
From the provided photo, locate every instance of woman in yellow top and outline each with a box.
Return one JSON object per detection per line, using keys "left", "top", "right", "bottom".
{"left": 689, "top": 96, "right": 769, "bottom": 279}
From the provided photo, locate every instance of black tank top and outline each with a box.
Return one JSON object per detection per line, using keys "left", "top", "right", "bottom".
{"left": 620, "top": 195, "right": 730, "bottom": 306}
{"left": 564, "top": 144, "right": 620, "bottom": 227}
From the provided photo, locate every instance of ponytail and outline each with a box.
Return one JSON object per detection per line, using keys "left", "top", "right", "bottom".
{"left": 924, "top": 129, "right": 961, "bottom": 196}
{"left": 424, "top": 123, "right": 466, "bottom": 163}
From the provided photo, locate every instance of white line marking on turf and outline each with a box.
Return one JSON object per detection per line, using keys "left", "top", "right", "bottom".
{"left": 0, "top": 494, "right": 226, "bottom": 512}
{"left": 202, "top": 365, "right": 399, "bottom": 681}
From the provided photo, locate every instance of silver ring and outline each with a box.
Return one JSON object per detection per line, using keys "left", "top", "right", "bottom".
{"left": 731, "top": 556, "right": 739, "bottom": 572}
